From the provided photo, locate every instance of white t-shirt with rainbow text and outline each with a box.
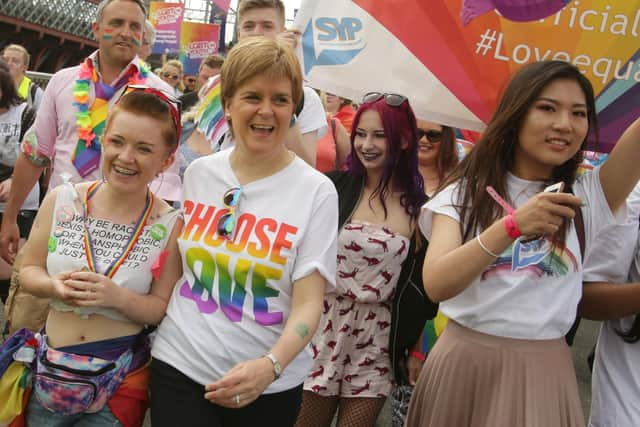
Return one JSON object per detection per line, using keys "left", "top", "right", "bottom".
{"left": 153, "top": 148, "right": 338, "bottom": 393}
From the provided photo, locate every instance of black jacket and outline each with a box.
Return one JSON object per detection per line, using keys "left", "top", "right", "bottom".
{"left": 327, "top": 171, "right": 438, "bottom": 386}
{"left": 178, "top": 91, "right": 199, "bottom": 114}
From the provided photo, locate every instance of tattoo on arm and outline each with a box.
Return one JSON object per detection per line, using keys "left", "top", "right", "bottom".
{"left": 295, "top": 323, "right": 309, "bottom": 339}
{"left": 21, "top": 128, "right": 51, "bottom": 167}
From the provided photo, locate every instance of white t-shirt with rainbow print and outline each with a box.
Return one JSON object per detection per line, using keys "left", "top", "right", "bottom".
{"left": 419, "top": 167, "right": 618, "bottom": 340}
{"left": 152, "top": 148, "right": 338, "bottom": 393}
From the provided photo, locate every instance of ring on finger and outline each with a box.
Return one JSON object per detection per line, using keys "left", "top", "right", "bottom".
{"left": 235, "top": 394, "right": 241, "bottom": 405}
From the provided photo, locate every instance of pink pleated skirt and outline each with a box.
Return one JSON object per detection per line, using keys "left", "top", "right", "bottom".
{"left": 405, "top": 321, "right": 585, "bottom": 427}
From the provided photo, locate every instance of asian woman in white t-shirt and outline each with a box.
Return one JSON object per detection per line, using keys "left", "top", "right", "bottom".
{"left": 405, "top": 60, "right": 640, "bottom": 427}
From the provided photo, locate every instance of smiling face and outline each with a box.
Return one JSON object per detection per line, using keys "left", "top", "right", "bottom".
{"left": 102, "top": 110, "right": 173, "bottom": 194}
{"left": 92, "top": 0, "right": 145, "bottom": 68}
{"left": 354, "top": 109, "right": 389, "bottom": 176}
{"left": 513, "top": 78, "right": 589, "bottom": 180}
{"left": 224, "top": 74, "right": 294, "bottom": 156}
{"left": 416, "top": 119, "right": 443, "bottom": 167}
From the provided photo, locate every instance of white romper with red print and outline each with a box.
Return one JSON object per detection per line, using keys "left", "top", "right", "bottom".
{"left": 304, "top": 221, "right": 409, "bottom": 398}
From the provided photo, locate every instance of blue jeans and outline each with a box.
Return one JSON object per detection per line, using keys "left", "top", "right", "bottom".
{"left": 26, "top": 394, "right": 123, "bottom": 427}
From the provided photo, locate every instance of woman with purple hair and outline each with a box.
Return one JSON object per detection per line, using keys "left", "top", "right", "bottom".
{"left": 296, "top": 93, "right": 437, "bottom": 427}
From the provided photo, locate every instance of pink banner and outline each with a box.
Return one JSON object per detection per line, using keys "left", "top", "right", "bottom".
{"left": 179, "top": 22, "right": 220, "bottom": 75}
{"left": 149, "top": 2, "right": 185, "bottom": 54}
{"left": 212, "top": 0, "right": 231, "bottom": 10}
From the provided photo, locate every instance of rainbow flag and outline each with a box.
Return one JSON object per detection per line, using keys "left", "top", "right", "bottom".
{"left": 422, "top": 311, "right": 449, "bottom": 354}
{"left": 194, "top": 75, "right": 228, "bottom": 150}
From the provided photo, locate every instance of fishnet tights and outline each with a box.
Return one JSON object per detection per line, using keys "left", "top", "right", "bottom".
{"left": 295, "top": 391, "right": 386, "bottom": 427}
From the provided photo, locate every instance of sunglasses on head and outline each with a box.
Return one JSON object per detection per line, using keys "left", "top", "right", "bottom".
{"left": 119, "top": 84, "right": 183, "bottom": 145}
{"left": 217, "top": 187, "right": 242, "bottom": 240}
{"left": 162, "top": 71, "right": 179, "bottom": 81}
{"left": 417, "top": 128, "right": 443, "bottom": 143}
{"left": 362, "top": 92, "right": 408, "bottom": 107}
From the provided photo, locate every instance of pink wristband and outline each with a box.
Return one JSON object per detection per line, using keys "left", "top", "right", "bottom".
{"left": 504, "top": 215, "right": 521, "bottom": 239}
{"left": 409, "top": 351, "right": 425, "bottom": 362}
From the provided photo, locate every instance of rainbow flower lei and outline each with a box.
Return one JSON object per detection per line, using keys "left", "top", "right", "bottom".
{"left": 72, "top": 58, "right": 150, "bottom": 148}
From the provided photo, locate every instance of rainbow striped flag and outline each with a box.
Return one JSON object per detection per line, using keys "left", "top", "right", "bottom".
{"left": 422, "top": 311, "right": 449, "bottom": 354}
{"left": 194, "top": 75, "right": 228, "bottom": 150}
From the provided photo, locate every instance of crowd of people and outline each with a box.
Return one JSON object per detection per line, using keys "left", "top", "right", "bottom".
{"left": 0, "top": 0, "right": 639, "bottom": 426}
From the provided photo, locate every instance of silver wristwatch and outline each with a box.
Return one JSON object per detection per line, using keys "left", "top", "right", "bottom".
{"left": 263, "top": 352, "right": 282, "bottom": 379}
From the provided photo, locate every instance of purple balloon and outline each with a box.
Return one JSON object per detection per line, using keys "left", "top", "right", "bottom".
{"left": 461, "top": 0, "right": 570, "bottom": 25}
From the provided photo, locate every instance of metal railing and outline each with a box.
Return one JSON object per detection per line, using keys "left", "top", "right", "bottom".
{"left": 26, "top": 71, "right": 53, "bottom": 89}
{"left": 0, "top": 0, "right": 97, "bottom": 40}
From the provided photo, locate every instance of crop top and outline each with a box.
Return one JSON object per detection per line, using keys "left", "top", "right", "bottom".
{"left": 47, "top": 182, "right": 181, "bottom": 321}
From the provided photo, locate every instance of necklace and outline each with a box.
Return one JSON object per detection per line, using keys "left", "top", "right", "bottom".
{"left": 82, "top": 181, "right": 154, "bottom": 278}
{"left": 72, "top": 57, "right": 149, "bottom": 176}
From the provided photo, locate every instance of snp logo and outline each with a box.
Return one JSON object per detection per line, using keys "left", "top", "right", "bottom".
{"left": 302, "top": 16, "right": 366, "bottom": 75}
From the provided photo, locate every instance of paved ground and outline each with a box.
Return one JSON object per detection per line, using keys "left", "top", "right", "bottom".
{"left": 1, "top": 304, "right": 600, "bottom": 426}
{"left": 571, "top": 319, "right": 601, "bottom": 419}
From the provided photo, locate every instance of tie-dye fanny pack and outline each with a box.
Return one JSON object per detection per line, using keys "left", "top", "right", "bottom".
{"left": 32, "top": 335, "right": 133, "bottom": 415}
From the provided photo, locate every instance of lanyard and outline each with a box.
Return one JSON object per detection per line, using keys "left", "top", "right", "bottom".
{"left": 82, "top": 181, "right": 154, "bottom": 278}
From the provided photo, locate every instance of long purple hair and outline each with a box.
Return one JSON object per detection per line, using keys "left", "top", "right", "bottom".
{"left": 347, "top": 97, "right": 426, "bottom": 219}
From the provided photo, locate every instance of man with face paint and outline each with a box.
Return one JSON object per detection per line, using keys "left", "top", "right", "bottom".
{"left": 0, "top": 0, "right": 178, "bottom": 327}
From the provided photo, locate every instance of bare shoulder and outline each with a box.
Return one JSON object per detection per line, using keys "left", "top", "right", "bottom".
{"left": 151, "top": 195, "right": 179, "bottom": 219}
